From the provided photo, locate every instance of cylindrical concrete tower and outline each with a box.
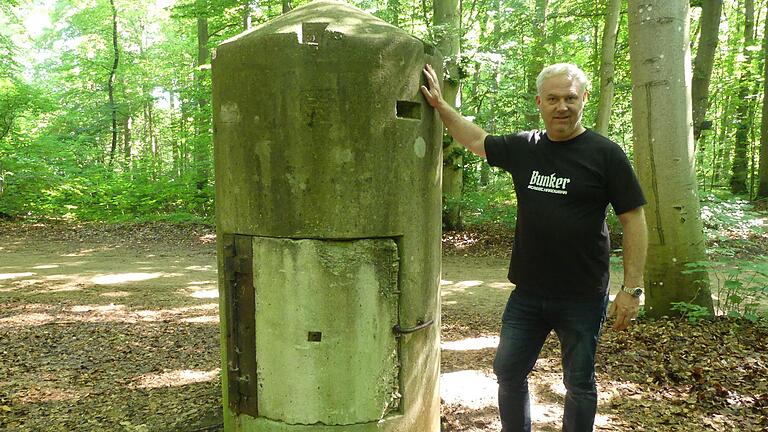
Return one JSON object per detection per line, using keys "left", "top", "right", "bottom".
{"left": 211, "top": 1, "right": 443, "bottom": 431}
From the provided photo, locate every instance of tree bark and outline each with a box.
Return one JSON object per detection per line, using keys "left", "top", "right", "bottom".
{"left": 434, "top": 0, "right": 463, "bottom": 229}
{"left": 594, "top": 0, "right": 622, "bottom": 136}
{"left": 730, "top": 0, "right": 754, "bottom": 195}
{"left": 282, "top": 0, "right": 292, "bottom": 14}
{"left": 627, "top": 0, "right": 713, "bottom": 317}
{"left": 194, "top": 3, "right": 210, "bottom": 190}
{"left": 691, "top": 0, "right": 723, "bottom": 142}
{"left": 524, "top": 0, "right": 548, "bottom": 130}
{"left": 757, "top": 13, "right": 768, "bottom": 199}
{"left": 122, "top": 114, "right": 131, "bottom": 165}
{"left": 387, "top": 0, "right": 400, "bottom": 26}
{"left": 108, "top": 0, "right": 119, "bottom": 166}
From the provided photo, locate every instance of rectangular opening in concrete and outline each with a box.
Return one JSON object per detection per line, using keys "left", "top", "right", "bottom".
{"left": 396, "top": 101, "right": 421, "bottom": 120}
{"left": 308, "top": 331, "right": 322, "bottom": 342}
{"left": 301, "top": 22, "right": 329, "bottom": 46}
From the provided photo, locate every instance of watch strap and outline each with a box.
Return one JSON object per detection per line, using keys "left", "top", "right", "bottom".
{"left": 621, "top": 284, "right": 643, "bottom": 298}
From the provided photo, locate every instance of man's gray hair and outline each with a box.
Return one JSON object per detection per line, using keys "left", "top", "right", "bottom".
{"left": 536, "top": 63, "right": 591, "bottom": 95}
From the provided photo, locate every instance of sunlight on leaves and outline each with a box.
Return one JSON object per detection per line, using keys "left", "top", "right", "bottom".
{"left": 441, "top": 336, "right": 499, "bottom": 351}
{"left": 440, "top": 370, "right": 498, "bottom": 409}
{"left": 189, "top": 289, "right": 218, "bottom": 299}
{"left": 0, "top": 272, "right": 35, "bottom": 280}
{"left": 91, "top": 272, "right": 164, "bottom": 284}
{"left": 129, "top": 369, "right": 220, "bottom": 389}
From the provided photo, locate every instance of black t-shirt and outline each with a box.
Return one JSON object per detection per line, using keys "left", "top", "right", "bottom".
{"left": 485, "top": 129, "right": 646, "bottom": 298}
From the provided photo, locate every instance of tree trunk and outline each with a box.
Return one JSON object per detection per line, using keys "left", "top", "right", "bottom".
{"left": 524, "top": 0, "right": 548, "bottom": 130}
{"left": 180, "top": 98, "right": 189, "bottom": 176}
{"left": 730, "top": 0, "right": 754, "bottom": 195}
{"left": 168, "top": 90, "right": 180, "bottom": 177}
{"left": 387, "top": 0, "right": 400, "bottom": 26}
{"left": 146, "top": 99, "right": 157, "bottom": 164}
{"left": 282, "top": 0, "right": 292, "bottom": 14}
{"left": 594, "top": 0, "right": 622, "bottom": 136}
{"left": 434, "top": 0, "right": 463, "bottom": 229}
{"left": 123, "top": 114, "right": 132, "bottom": 165}
{"left": 194, "top": 6, "right": 210, "bottom": 191}
{"left": 713, "top": 93, "right": 732, "bottom": 186}
{"left": 627, "top": 0, "right": 713, "bottom": 318}
{"left": 108, "top": 0, "right": 119, "bottom": 166}
{"left": 758, "top": 12, "right": 768, "bottom": 199}
{"left": 691, "top": 0, "right": 723, "bottom": 142}
{"left": 480, "top": 67, "right": 500, "bottom": 187}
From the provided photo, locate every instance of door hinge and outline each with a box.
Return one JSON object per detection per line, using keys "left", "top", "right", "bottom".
{"left": 223, "top": 234, "right": 258, "bottom": 417}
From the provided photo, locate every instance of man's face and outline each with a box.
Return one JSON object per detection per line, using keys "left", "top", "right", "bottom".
{"left": 535, "top": 74, "right": 588, "bottom": 141}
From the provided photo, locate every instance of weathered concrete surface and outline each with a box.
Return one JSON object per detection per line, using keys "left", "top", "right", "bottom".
{"left": 212, "top": 0, "right": 442, "bottom": 430}
{"left": 253, "top": 238, "right": 400, "bottom": 425}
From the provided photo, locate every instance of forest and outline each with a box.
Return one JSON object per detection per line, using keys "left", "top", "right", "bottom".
{"left": 1, "top": 0, "right": 768, "bottom": 431}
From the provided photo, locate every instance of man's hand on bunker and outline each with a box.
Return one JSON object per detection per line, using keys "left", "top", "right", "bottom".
{"left": 420, "top": 64, "right": 443, "bottom": 108}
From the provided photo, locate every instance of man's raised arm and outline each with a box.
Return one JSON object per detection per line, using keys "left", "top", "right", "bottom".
{"left": 420, "top": 64, "right": 489, "bottom": 157}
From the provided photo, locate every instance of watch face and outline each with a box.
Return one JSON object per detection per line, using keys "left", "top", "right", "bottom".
{"left": 632, "top": 288, "right": 643, "bottom": 297}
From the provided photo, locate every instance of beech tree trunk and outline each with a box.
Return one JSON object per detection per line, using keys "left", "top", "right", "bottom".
{"left": 730, "top": 0, "right": 754, "bottom": 195}
{"left": 757, "top": 14, "right": 768, "bottom": 199}
{"left": 627, "top": 0, "right": 713, "bottom": 317}
{"left": 691, "top": 0, "right": 723, "bottom": 142}
{"left": 122, "top": 114, "right": 131, "bottom": 165}
{"left": 434, "top": 0, "right": 463, "bottom": 229}
{"left": 595, "top": 0, "right": 622, "bottom": 136}
{"left": 524, "top": 0, "right": 548, "bottom": 130}
{"left": 194, "top": 4, "right": 210, "bottom": 191}
{"left": 107, "top": 0, "right": 119, "bottom": 166}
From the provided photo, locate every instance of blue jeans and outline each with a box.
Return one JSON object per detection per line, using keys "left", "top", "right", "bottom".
{"left": 493, "top": 289, "right": 609, "bottom": 432}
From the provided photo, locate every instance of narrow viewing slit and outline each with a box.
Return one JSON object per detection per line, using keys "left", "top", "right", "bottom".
{"left": 396, "top": 101, "right": 421, "bottom": 120}
{"left": 308, "top": 331, "right": 322, "bottom": 342}
{"left": 301, "top": 22, "right": 329, "bottom": 46}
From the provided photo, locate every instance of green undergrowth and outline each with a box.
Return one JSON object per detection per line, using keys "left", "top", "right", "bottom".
{"left": 0, "top": 164, "right": 213, "bottom": 224}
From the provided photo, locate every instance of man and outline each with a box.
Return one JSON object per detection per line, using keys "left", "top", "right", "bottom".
{"left": 421, "top": 63, "right": 648, "bottom": 432}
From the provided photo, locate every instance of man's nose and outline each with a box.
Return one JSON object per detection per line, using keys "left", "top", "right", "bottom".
{"left": 556, "top": 99, "right": 568, "bottom": 111}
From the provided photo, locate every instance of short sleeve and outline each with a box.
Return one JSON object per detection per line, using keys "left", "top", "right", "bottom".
{"left": 484, "top": 132, "right": 533, "bottom": 173}
{"left": 484, "top": 135, "right": 510, "bottom": 171}
{"left": 606, "top": 145, "right": 646, "bottom": 215}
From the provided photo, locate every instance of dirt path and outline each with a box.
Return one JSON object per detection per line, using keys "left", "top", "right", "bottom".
{"left": 1, "top": 223, "right": 766, "bottom": 431}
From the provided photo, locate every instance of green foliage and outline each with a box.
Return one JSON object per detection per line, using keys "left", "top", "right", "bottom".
{"left": 2, "top": 0, "right": 767, "bottom": 230}
{"left": 460, "top": 172, "right": 518, "bottom": 227}
{"left": 0, "top": 164, "right": 213, "bottom": 223}
{"left": 677, "top": 190, "right": 768, "bottom": 321}
{"left": 700, "top": 191, "right": 766, "bottom": 242}
{"left": 684, "top": 259, "right": 768, "bottom": 322}
{"left": 671, "top": 301, "right": 713, "bottom": 323}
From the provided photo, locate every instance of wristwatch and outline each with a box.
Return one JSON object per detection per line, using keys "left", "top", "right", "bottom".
{"left": 621, "top": 284, "right": 643, "bottom": 298}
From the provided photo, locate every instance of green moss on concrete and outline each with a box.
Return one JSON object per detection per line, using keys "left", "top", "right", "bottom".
{"left": 213, "top": 0, "right": 441, "bottom": 239}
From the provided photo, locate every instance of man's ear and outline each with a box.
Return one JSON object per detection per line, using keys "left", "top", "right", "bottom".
{"left": 535, "top": 95, "right": 542, "bottom": 107}
{"left": 582, "top": 91, "right": 589, "bottom": 103}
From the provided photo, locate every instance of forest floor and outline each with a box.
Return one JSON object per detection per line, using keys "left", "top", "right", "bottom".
{"left": 0, "top": 222, "right": 766, "bottom": 432}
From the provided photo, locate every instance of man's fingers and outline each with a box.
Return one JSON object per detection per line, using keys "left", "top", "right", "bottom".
{"left": 611, "top": 307, "right": 637, "bottom": 331}
{"left": 617, "top": 314, "right": 629, "bottom": 331}
{"left": 423, "top": 67, "right": 437, "bottom": 87}
{"left": 420, "top": 85, "right": 431, "bottom": 99}
{"left": 612, "top": 311, "right": 627, "bottom": 330}
{"left": 607, "top": 301, "right": 616, "bottom": 318}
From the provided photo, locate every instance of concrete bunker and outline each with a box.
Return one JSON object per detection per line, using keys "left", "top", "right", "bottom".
{"left": 212, "top": 1, "right": 442, "bottom": 430}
